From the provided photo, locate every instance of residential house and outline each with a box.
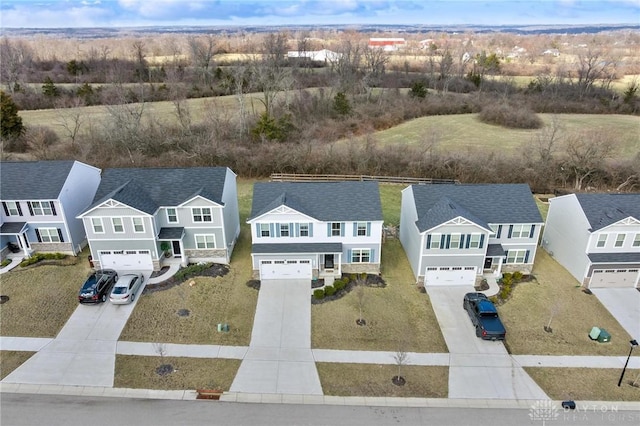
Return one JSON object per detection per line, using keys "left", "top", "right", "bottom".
{"left": 400, "top": 184, "right": 543, "bottom": 286}
{"left": 368, "top": 38, "right": 406, "bottom": 51}
{"left": 542, "top": 193, "right": 640, "bottom": 288}
{"left": 287, "top": 49, "right": 341, "bottom": 63}
{"left": 77, "top": 167, "right": 239, "bottom": 271}
{"left": 247, "top": 181, "right": 383, "bottom": 280}
{"left": 0, "top": 160, "right": 101, "bottom": 258}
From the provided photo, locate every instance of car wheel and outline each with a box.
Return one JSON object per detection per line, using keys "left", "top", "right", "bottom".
{"left": 131, "top": 293, "right": 135, "bottom": 303}
{"left": 475, "top": 326, "right": 481, "bottom": 337}
{"left": 101, "top": 294, "right": 106, "bottom": 303}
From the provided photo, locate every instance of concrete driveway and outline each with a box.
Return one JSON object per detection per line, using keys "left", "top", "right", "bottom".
{"left": 230, "top": 279, "right": 322, "bottom": 395}
{"left": 592, "top": 287, "right": 640, "bottom": 340}
{"left": 2, "top": 272, "right": 149, "bottom": 387}
{"left": 427, "top": 286, "right": 548, "bottom": 400}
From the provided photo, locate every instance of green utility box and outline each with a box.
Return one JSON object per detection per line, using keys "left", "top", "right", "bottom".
{"left": 589, "top": 326, "right": 601, "bottom": 340}
{"left": 597, "top": 328, "right": 611, "bottom": 343}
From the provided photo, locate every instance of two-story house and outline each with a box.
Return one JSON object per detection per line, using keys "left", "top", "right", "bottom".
{"left": 542, "top": 193, "right": 640, "bottom": 288}
{"left": 1, "top": 160, "right": 101, "bottom": 258}
{"left": 77, "top": 167, "right": 240, "bottom": 271}
{"left": 400, "top": 184, "right": 543, "bottom": 286}
{"left": 247, "top": 181, "right": 383, "bottom": 280}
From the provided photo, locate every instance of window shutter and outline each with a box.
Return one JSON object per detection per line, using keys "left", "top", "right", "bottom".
{"left": 327, "top": 223, "right": 331, "bottom": 236}
{"left": 353, "top": 222, "right": 357, "bottom": 237}
{"left": 529, "top": 225, "right": 535, "bottom": 238}
{"left": 27, "top": 202, "right": 34, "bottom": 216}
{"left": 426, "top": 234, "right": 431, "bottom": 249}
{"left": 2, "top": 202, "right": 8, "bottom": 216}
{"left": 497, "top": 225, "right": 502, "bottom": 238}
{"left": 341, "top": 222, "right": 345, "bottom": 237}
{"left": 295, "top": 223, "right": 300, "bottom": 237}
{"left": 309, "top": 223, "right": 313, "bottom": 237}
{"left": 275, "top": 223, "right": 280, "bottom": 237}
{"left": 17, "top": 203, "right": 23, "bottom": 216}
{"left": 479, "top": 234, "right": 485, "bottom": 249}
{"left": 255, "top": 223, "right": 261, "bottom": 237}
{"left": 290, "top": 223, "right": 294, "bottom": 237}
{"left": 57, "top": 229, "right": 64, "bottom": 242}
{"left": 269, "top": 223, "right": 275, "bottom": 237}
{"left": 465, "top": 234, "right": 471, "bottom": 249}
{"left": 366, "top": 222, "right": 371, "bottom": 236}
{"left": 508, "top": 225, "right": 513, "bottom": 238}
{"left": 347, "top": 249, "right": 352, "bottom": 262}
{"left": 446, "top": 234, "right": 451, "bottom": 249}
{"left": 524, "top": 250, "right": 530, "bottom": 263}
{"left": 440, "top": 234, "right": 445, "bottom": 248}
{"left": 35, "top": 229, "right": 42, "bottom": 242}
{"left": 370, "top": 248, "right": 375, "bottom": 263}
{"left": 50, "top": 201, "right": 57, "bottom": 216}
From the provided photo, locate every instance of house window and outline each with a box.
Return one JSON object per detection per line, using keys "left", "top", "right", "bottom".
{"left": 430, "top": 233, "right": 441, "bottom": 249}
{"left": 195, "top": 234, "right": 216, "bottom": 249}
{"left": 511, "top": 224, "right": 531, "bottom": 238}
{"left": 4, "top": 201, "right": 21, "bottom": 216}
{"left": 450, "top": 234, "right": 461, "bottom": 249}
{"left": 615, "top": 233, "right": 626, "bottom": 248}
{"left": 132, "top": 217, "right": 144, "bottom": 233}
{"left": 30, "top": 201, "right": 53, "bottom": 216}
{"left": 357, "top": 222, "right": 367, "bottom": 236}
{"left": 506, "top": 249, "right": 527, "bottom": 264}
{"left": 38, "top": 228, "right": 60, "bottom": 243}
{"left": 299, "top": 223, "right": 309, "bottom": 237}
{"left": 489, "top": 224, "right": 499, "bottom": 235}
{"left": 469, "top": 234, "right": 481, "bottom": 248}
{"left": 596, "top": 234, "right": 607, "bottom": 248}
{"left": 91, "top": 218, "right": 104, "bottom": 233}
{"left": 260, "top": 224, "right": 271, "bottom": 237}
{"left": 331, "top": 222, "right": 342, "bottom": 237}
{"left": 192, "top": 207, "right": 212, "bottom": 222}
{"left": 166, "top": 208, "right": 178, "bottom": 223}
{"left": 351, "top": 249, "right": 371, "bottom": 263}
{"left": 280, "top": 224, "right": 290, "bottom": 237}
{"left": 112, "top": 218, "right": 124, "bottom": 233}
{"left": 633, "top": 234, "right": 640, "bottom": 248}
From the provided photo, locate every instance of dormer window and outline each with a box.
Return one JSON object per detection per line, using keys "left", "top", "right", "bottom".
{"left": 596, "top": 234, "right": 607, "bottom": 248}
{"left": 615, "top": 233, "right": 626, "bottom": 248}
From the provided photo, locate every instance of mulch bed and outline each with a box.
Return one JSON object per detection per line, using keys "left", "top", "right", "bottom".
{"left": 312, "top": 273, "right": 386, "bottom": 305}
{"left": 144, "top": 263, "right": 230, "bottom": 294}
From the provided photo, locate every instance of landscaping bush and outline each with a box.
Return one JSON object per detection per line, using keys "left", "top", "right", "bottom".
{"left": 313, "top": 288, "right": 325, "bottom": 299}
{"left": 501, "top": 273, "right": 513, "bottom": 286}
{"left": 478, "top": 102, "right": 543, "bottom": 129}
{"left": 19, "top": 252, "right": 67, "bottom": 267}
{"left": 512, "top": 271, "right": 523, "bottom": 281}
{"left": 333, "top": 279, "right": 346, "bottom": 291}
{"left": 174, "top": 262, "right": 214, "bottom": 282}
{"left": 324, "top": 285, "right": 336, "bottom": 297}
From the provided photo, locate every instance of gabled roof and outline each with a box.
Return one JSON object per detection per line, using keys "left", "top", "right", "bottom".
{"left": 0, "top": 160, "right": 76, "bottom": 200}
{"left": 411, "top": 184, "right": 542, "bottom": 233}
{"left": 249, "top": 181, "right": 382, "bottom": 222}
{"left": 575, "top": 193, "right": 640, "bottom": 231}
{"left": 87, "top": 167, "right": 229, "bottom": 215}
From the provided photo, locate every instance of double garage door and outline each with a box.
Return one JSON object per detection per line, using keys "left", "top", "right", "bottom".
{"left": 590, "top": 269, "right": 639, "bottom": 288}
{"left": 260, "top": 259, "right": 312, "bottom": 280}
{"left": 99, "top": 250, "right": 153, "bottom": 271}
{"left": 424, "top": 266, "right": 476, "bottom": 286}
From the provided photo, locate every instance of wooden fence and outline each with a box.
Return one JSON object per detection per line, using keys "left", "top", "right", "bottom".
{"left": 270, "top": 173, "right": 459, "bottom": 185}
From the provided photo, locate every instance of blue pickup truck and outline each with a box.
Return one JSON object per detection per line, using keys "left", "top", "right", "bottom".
{"left": 463, "top": 292, "right": 506, "bottom": 341}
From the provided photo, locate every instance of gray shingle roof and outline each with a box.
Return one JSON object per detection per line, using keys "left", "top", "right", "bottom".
{"left": 1, "top": 160, "right": 75, "bottom": 200}
{"left": 588, "top": 252, "right": 640, "bottom": 263}
{"left": 575, "top": 193, "right": 640, "bottom": 231}
{"left": 486, "top": 244, "right": 505, "bottom": 257}
{"left": 411, "top": 184, "right": 542, "bottom": 232}
{"left": 252, "top": 243, "right": 343, "bottom": 254}
{"left": 158, "top": 227, "right": 185, "bottom": 240}
{"left": 88, "top": 167, "right": 229, "bottom": 215}
{"left": 0, "top": 222, "right": 27, "bottom": 234}
{"left": 249, "top": 182, "right": 382, "bottom": 222}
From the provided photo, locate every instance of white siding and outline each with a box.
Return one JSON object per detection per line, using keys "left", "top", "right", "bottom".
{"left": 221, "top": 168, "right": 240, "bottom": 257}
{"left": 399, "top": 186, "right": 423, "bottom": 280}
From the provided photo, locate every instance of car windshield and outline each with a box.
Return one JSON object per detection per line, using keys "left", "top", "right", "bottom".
{"left": 112, "top": 286, "right": 128, "bottom": 295}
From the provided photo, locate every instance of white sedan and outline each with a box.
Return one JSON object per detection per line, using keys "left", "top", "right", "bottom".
{"left": 109, "top": 273, "right": 144, "bottom": 304}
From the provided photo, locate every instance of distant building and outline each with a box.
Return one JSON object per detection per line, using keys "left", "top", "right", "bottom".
{"left": 368, "top": 38, "right": 406, "bottom": 51}
{"left": 287, "top": 49, "right": 341, "bottom": 62}
{"left": 542, "top": 49, "right": 560, "bottom": 57}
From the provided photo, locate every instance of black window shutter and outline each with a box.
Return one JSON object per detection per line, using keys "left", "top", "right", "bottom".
{"left": 50, "top": 201, "right": 57, "bottom": 216}
{"left": 57, "top": 229, "right": 64, "bottom": 242}
{"left": 497, "top": 225, "right": 502, "bottom": 238}
{"left": 445, "top": 234, "right": 451, "bottom": 249}
{"left": 426, "top": 234, "right": 431, "bottom": 249}
{"left": 508, "top": 225, "right": 513, "bottom": 238}
{"left": 479, "top": 234, "right": 485, "bottom": 249}
{"left": 524, "top": 250, "right": 530, "bottom": 263}
{"left": 529, "top": 224, "right": 535, "bottom": 238}
{"left": 17, "top": 203, "right": 22, "bottom": 216}
{"left": 35, "top": 229, "right": 42, "bottom": 242}
{"left": 27, "top": 202, "right": 34, "bottom": 216}
{"left": 2, "top": 202, "right": 8, "bottom": 216}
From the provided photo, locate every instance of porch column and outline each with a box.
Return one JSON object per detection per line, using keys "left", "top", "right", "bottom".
{"left": 179, "top": 240, "right": 187, "bottom": 266}
{"left": 495, "top": 257, "right": 503, "bottom": 276}
{"left": 337, "top": 253, "right": 341, "bottom": 276}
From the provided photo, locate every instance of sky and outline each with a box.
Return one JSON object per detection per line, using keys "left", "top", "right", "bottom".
{"left": 0, "top": 0, "right": 639, "bottom": 28}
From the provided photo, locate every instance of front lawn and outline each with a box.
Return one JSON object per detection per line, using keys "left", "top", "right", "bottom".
{"left": 0, "top": 351, "right": 35, "bottom": 379}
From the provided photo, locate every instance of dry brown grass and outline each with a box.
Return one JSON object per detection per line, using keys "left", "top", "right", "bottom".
{"left": 119, "top": 180, "right": 257, "bottom": 346}
{"left": 499, "top": 250, "right": 633, "bottom": 356}
{"left": 311, "top": 239, "right": 447, "bottom": 353}
{"left": 0, "top": 251, "right": 92, "bottom": 337}
{"left": 317, "top": 363, "right": 448, "bottom": 398}
{"left": 0, "top": 351, "right": 35, "bottom": 380}
{"left": 114, "top": 355, "right": 240, "bottom": 390}
{"left": 524, "top": 368, "right": 640, "bottom": 401}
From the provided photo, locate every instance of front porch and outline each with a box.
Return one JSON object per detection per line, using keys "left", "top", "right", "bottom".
{"left": 0, "top": 222, "right": 31, "bottom": 260}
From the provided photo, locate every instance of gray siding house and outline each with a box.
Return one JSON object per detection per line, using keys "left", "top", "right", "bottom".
{"left": 78, "top": 167, "right": 240, "bottom": 271}
{"left": 542, "top": 193, "right": 640, "bottom": 288}
{"left": 247, "top": 181, "right": 383, "bottom": 280}
{"left": 1, "top": 160, "right": 101, "bottom": 257}
{"left": 400, "top": 184, "right": 543, "bottom": 286}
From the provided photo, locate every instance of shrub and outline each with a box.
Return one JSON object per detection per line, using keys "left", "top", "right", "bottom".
{"left": 478, "top": 102, "right": 543, "bottom": 129}
{"left": 512, "top": 271, "right": 523, "bottom": 281}
{"left": 19, "top": 252, "right": 67, "bottom": 267}
{"left": 324, "top": 285, "right": 336, "bottom": 297}
{"left": 174, "top": 262, "right": 213, "bottom": 281}
{"left": 334, "top": 279, "right": 346, "bottom": 291}
{"left": 499, "top": 284, "right": 512, "bottom": 300}
{"left": 501, "top": 275, "right": 513, "bottom": 286}
{"left": 313, "top": 288, "right": 325, "bottom": 299}
{"left": 1, "top": 259, "right": 12, "bottom": 268}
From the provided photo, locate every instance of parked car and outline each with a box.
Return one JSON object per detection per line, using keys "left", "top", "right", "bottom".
{"left": 109, "top": 273, "right": 144, "bottom": 304}
{"left": 78, "top": 269, "right": 118, "bottom": 304}
{"left": 463, "top": 292, "right": 506, "bottom": 340}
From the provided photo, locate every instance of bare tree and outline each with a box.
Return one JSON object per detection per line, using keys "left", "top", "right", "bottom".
{"left": 574, "top": 47, "right": 615, "bottom": 99}
{"left": 362, "top": 46, "right": 389, "bottom": 89}
{"left": 563, "top": 129, "right": 617, "bottom": 190}
{"left": 544, "top": 301, "right": 562, "bottom": 333}
{"left": 392, "top": 334, "right": 409, "bottom": 386}
{"left": 54, "top": 98, "right": 85, "bottom": 148}
{"left": 188, "top": 35, "right": 216, "bottom": 85}
{"left": 0, "top": 37, "right": 33, "bottom": 92}
{"left": 331, "top": 39, "right": 364, "bottom": 94}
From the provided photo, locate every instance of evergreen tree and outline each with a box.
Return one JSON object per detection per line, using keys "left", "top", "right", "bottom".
{"left": 0, "top": 90, "right": 25, "bottom": 138}
{"left": 42, "top": 76, "right": 59, "bottom": 97}
{"left": 333, "top": 92, "right": 351, "bottom": 116}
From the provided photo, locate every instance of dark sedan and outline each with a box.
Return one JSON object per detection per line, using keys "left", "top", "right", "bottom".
{"left": 78, "top": 269, "right": 118, "bottom": 304}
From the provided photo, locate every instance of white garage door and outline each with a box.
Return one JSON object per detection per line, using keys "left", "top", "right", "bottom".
{"left": 590, "top": 269, "right": 639, "bottom": 288}
{"left": 100, "top": 250, "right": 153, "bottom": 271}
{"left": 260, "top": 259, "right": 312, "bottom": 280}
{"left": 424, "top": 266, "right": 476, "bottom": 286}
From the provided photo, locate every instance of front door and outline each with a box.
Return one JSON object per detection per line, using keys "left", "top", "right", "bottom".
{"left": 484, "top": 257, "right": 492, "bottom": 269}
{"left": 21, "top": 232, "right": 30, "bottom": 248}
{"left": 172, "top": 241, "right": 181, "bottom": 256}
{"left": 324, "top": 254, "right": 334, "bottom": 269}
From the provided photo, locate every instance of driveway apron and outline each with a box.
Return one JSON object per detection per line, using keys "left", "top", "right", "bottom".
{"left": 592, "top": 288, "right": 640, "bottom": 340}
{"left": 427, "top": 286, "right": 548, "bottom": 400}
{"left": 230, "top": 279, "right": 322, "bottom": 395}
{"left": 2, "top": 274, "right": 148, "bottom": 387}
